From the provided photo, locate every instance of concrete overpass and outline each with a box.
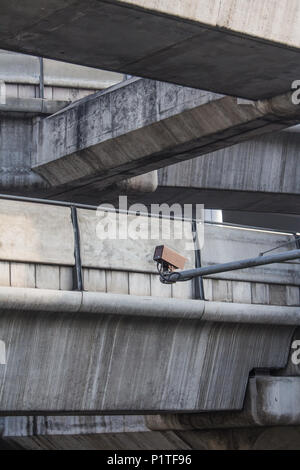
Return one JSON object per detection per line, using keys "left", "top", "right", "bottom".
{"left": 29, "top": 78, "right": 300, "bottom": 211}
{"left": 1, "top": 1, "right": 300, "bottom": 99}
{"left": 0, "top": 197, "right": 299, "bottom": 413}
{"left": 0, "top": 196, "right": 299, "bottom": 448}
{"left": 0, "top": 76, "right": 299, "bottom": 214}
{"left": 1, "top": 3, "right": 300, "bottom": 450}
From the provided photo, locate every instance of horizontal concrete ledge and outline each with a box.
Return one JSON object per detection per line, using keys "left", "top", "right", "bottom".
{"left": 0, "top": 287, "right": 299, "bottom": 325}
{"left": 0, "top": 97, "right": 68, "bottom": 115}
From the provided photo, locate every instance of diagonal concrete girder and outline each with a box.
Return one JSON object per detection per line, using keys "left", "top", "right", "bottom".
{"left": 32, "top": 78, "right": 300, "bottom": 200}
{"left": 2, "top": 0, "right": 300, "bottom": 99}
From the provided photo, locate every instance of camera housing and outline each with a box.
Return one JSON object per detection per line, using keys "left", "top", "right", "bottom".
{"left": 153, "top": 245, "right": 187, "bottom": 271}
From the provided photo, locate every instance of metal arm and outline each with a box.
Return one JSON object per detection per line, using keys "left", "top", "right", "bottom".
{"left": 161, "top": 249, "right": 300, "bottom": 284}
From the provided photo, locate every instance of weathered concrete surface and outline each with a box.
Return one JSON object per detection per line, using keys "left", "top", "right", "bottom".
{"left": 32, "top": 79, "right": 300, "bottom": 201}
{"left": 0, "top": 198, "right": 298, "bottom": 287}
{"left": 147, "top": 376, "right": 300, "bottom": 431}
{"left": 0, "top": 200, "right": 74, "bottom": 265}
{"left": 3, "top": 372, "right": 300, "bottom": 449}
{"left": 0, "top": 97, "right": 68, "bottom": 116}
{"left": 0, "top": 198, "right": 297, "bottom": 415}
{"left": 1, "top": 79, "right": 300, "bottom": 213}
{"left": 0, "top": 116, "right": 47, "bottom": 194}
{"left": 1, "top": 287, "right": 300, "bottom": 325}
{"left": 116, "top": 170, "right": 158, "bottom": 193}
{"left": 4, "top": 400, "right": 300, "bottom": 450}
{"left": 4, "top": 421, "right": 300, "bottom": 450}
{"left": 0, "top": 296, "right": 295, "bottom": 414}
{"left": 106, "top": 129, "right": 300, "bottom": 214}
{"left": 77, "top": 207, "right": 195, "bottom": 273}
{"left": 155, "top": 132, "right": 300, "bottom": 213}
{"left": 2, "top": 110, "right": 300, "bottom": 214}
{"left": 2, "top": 1, "right": 300, "bottom": 99}
{"left": 200, "top": 224, "right": 300, "bottom": 285}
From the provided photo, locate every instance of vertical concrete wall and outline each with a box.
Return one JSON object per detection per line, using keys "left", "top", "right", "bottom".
{"left": 0, "top": 199, "right": 297, "bottom": 304}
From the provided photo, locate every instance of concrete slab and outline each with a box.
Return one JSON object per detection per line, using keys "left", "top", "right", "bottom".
{"left": 1, "top": 1, "right": 300, "bottom": 99}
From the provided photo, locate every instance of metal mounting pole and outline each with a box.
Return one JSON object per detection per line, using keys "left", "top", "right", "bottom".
{"left": 71, "top": 206, "right": 83, "bottom": 291}
{"left": 162, "top": 249, "right": 300, "bottom": 284}
{"left": 39, "top": 57, "right": 44, "bottom": 99}
{"left": 192, "top": 220, "right": 205, "bottom": 300}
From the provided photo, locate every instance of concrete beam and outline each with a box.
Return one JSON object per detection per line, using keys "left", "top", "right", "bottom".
{"left": 102, "top": 130, "right": 300, "bottom": 214}
{"left": 1, "top": 105, "right": 300, "bottom": 213}
{"left": 0, "top": 287, "right": 296, "bottom": 414}
{"left": 0, "top": 287, "right": 299, "bottom": 325}
{"left": 159, "top": 131, "right": 300, "bottom": 196}
{"left": 1, "top": 1, "right": 300, "bottom": 99}
{"left": 150, "top": 131, "right": 300, "bottom": 214}
{"left": 32, "top": 79, "right": 300, "bottom": 200}
{"left": 0, "top": 97, "right": 68, "bottom": 116}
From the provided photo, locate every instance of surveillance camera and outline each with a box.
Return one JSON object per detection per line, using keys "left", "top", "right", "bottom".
{"left": 153, "top": 245, "right": 187, "bottom": 272}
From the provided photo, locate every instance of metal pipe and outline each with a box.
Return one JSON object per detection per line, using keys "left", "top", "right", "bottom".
{"left": 39, "top": 57, "right": 44, "bottom": 99}
{"left": 165, "top": 249, "right": 300, "bottom": 283}
{"left": 71, "top": 206, "right": 83, "bottom": 291}
{"left": 0, "top": 193, "right": 296, "bottom": 236}
{"left": 192, "top": 220, "right": 205, "bottom": 300}
{"left": 0, "top": 97, "right": 68, "bottom": 114}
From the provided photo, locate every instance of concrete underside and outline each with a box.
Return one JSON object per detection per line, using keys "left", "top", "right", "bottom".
{"left": 2, "top": 1, "right": 300, "bottom": 99}
{"left": 223, "top": 211, "right": 300, "bottom": 233}
{"left": 3, "top": 425, "right": 300, "bottom": 450}
{"left": 3, "top": 375, "right": 300, "bottom": 449}
{"left": 92, "top": 187, "right": 300, "bottom": 216}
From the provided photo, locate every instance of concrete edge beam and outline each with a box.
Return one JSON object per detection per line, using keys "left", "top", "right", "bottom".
{"left": 0, "top": 97, "right": 68, "bottom": 115}
{"left": 0, "top": 286, "right": 299, "bottom": 325}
